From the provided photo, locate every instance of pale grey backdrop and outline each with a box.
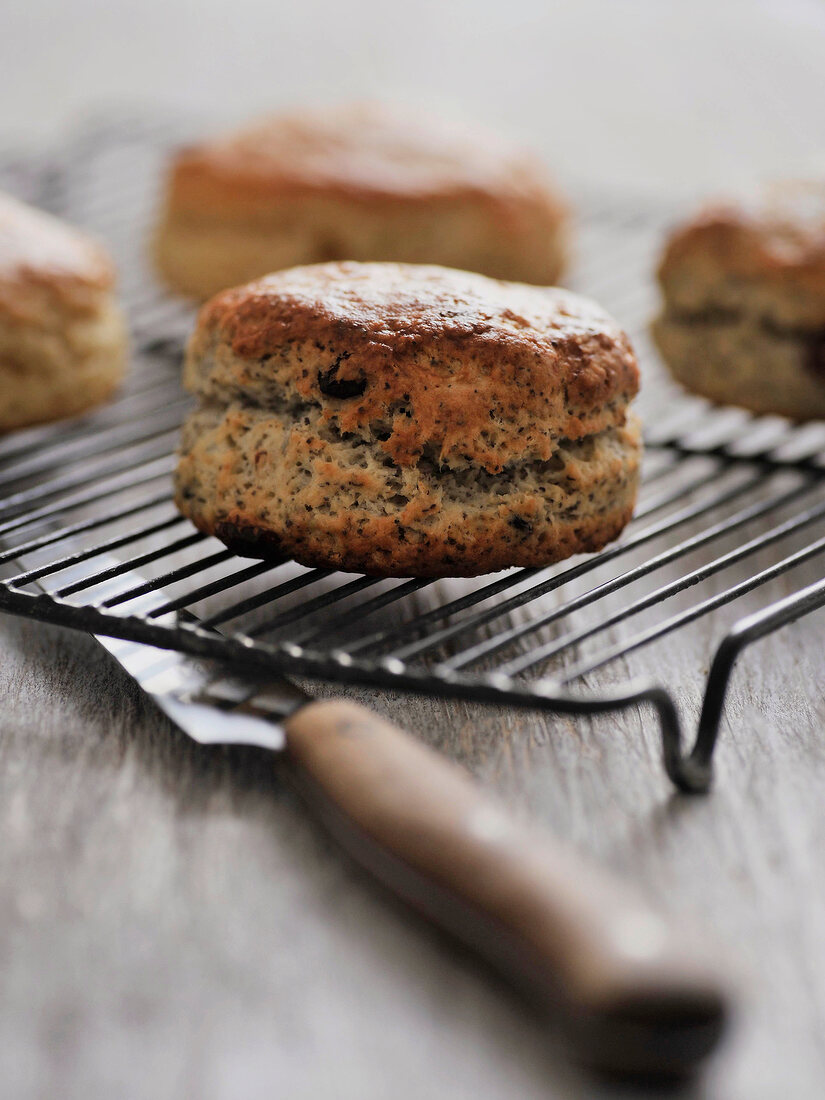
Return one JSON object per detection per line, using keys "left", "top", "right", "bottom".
{"left": 3, "top": 0, "right": 825, "bottom": 195}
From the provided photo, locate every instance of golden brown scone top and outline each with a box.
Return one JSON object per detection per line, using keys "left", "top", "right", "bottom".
{"left": 658, "top": 181, "right": 825, "bottom": 326}
{"left": 187, "top": 262, "right": 638, "bottom": 473}
{"left": 0, "top": 191, "right": 116, "bottom": 322}
{"left": 167, "top": 103, "right": 566, "bottom": 220}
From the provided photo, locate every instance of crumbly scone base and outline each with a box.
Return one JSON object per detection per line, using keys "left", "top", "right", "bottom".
{"left": 175, "top": 400, "right": 641, "bottom": 577}
{"left": 0, "top": 300, "right": 127, "bottom": 431}
{"left": 652, "top": 312, "right": 825, "bottom": 420}
{"left": 155, "top": 196, "right": 567, "bottom": 301}
{"left": 175, "top": 262, "right": 640, "bottom": 577}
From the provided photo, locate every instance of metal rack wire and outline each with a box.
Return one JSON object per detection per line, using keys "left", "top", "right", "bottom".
{"left": 1, "top": 117, "right": 824, "bottom": 793}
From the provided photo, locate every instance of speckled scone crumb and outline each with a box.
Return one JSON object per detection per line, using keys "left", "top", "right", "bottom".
{"left": 175, "top": 262, "right": 641, "bottom": 577}
{"left": 0, "top": 191, "right": 128, "bottom": 431}
{"left": 154, "top": 103, "right": 568, "bottom": 299}
{"left": 653, "top": 182, "right": 825, "bottom": 419}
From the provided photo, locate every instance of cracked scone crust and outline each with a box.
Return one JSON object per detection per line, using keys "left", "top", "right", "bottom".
{"left": 175, "top": 262, "right": 641, "bottom": 577}
{"left": 653, "top": 182, "right": 825, "bottom": 419}
{"left": 0, "top": 191, "right": 127, "bottom": 431}
{"left": 154, "top": 104, "right": 568, "bottom": 299}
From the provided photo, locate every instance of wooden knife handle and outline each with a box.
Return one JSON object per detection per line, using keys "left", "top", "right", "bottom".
{"left": 283, "top": 700, "right": 728, "bottom": 1079}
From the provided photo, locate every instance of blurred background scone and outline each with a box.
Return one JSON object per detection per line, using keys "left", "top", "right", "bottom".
{"left": 174, "top": 261, "right": 640, "bottom": 578}
{"left": 0, "top": 192, "right": 127, "bottom": 431}
{"left": 153, "top": 104, "right": 568, "bottom": 300}
{"left": 652, "top": 182, "right": 825, "bottom": 420}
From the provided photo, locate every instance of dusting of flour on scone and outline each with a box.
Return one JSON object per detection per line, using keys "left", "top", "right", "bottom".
{"left": 154, "top": 104, "right": 568, "bottom": 300}
{"left": 175, "top": 262, "right": 640, "bottom": 578}
{"left": 0, "top": 191, "right": 127, "bottom": 431}
{"left": 653, "top": 181, "right": 825, "bottom": 420}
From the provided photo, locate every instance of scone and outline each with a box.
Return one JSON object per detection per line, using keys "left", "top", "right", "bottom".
{"left": 153, "top": 104, "right": 568, "bottom": 300}
{"left": 652, "top": 182, "right": 825, "bottom": 419}
{"left": 0, "top": 191, "right": 127, "bottom": 431}
{"left": 175, "top": 262, "right": 640, "bottom": 578}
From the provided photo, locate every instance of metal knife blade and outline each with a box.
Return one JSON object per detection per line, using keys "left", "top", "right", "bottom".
{"left": 45, "top": 552, "right": 307, "bottom": 749}
{"left": 97, "top": 635, "right": 302, "bottom": 751}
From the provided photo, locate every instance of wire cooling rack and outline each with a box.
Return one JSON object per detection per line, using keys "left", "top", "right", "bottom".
{"left": 1, "top": 116, "right": 824, "bottom": 793}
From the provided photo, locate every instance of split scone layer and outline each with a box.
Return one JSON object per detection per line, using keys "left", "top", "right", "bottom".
{"left": 175, "top": 262, "right": 641, "bottom": 578}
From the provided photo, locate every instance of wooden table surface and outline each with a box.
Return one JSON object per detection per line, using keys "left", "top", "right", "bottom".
{"left": 2, "top": 562, "right": 825, "bottom": 1100}
{"left": 4, "top": 3, "right": 825, "bottom": 1097}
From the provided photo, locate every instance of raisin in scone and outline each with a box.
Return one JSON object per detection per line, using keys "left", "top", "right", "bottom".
{"left": 175, "top": 262, "right": 641, "bottom": 578}
{"left": 652, "top": 182, "right": 825, "bottom": 419}
{"left": 153, "top": 104, "right": 568, "bottom": 300}
{"left": 0, "top": 191, "right": 127, "bottom": 431}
